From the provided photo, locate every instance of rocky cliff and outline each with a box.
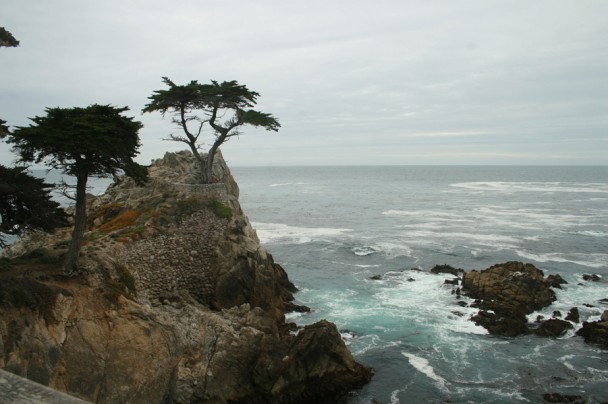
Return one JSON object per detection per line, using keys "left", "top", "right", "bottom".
{"left": 0, "top": 151, "right": 371, "bottom": 403}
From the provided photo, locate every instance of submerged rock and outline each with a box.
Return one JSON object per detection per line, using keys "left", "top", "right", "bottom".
{"left": 542, "top": 393, "right": 586, "bottom": 403}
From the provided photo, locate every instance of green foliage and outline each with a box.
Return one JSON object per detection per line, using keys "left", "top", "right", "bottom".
{"left": 0, "top": 27, "right": 19, "bottom": 47}
{"left": 143, "top": 77, "right": 280, "bottom": 183}
{"left": 173, "top": 197, "right": 231, "bottom": 219}
{"left": 7, "top": 105, "right": 146, "bottom": 180}
{"left": 175, "top": 197, "right": 208, "bottom": 217}
{"left": 9, "top": 248, "right": 63, "bottom": 265}
{"left": 0, "top": 118, "right": 9, "bottom": 136}
{"left": 211, "top": 200, "right": 232, "bottom": 219}
{"left": 0, "top": 165, "right": 68, "bottom": 247}
{"left": 115, "top": 263, "right": 136, "bottom": 295}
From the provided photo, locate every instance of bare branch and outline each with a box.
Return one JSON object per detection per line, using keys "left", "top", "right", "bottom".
{"left": 57, "top": 179, "right": 76, "bottom": 201}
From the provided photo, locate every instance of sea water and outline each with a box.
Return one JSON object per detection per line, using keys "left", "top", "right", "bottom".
{"left": 231, "top": 166, "right": 608, "bottom": 403}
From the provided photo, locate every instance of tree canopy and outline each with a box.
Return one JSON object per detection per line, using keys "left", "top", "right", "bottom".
{"left": 5, "top": 104, "right": 147, "bottom": 272}
{"left": 8, "top": 105, "right": 148, "bottom": 183}
{"left": 143, "top": 78, "right": 280, "bottom": 183}
{"left": 0, "top": 27, "right": 19, "bottom": 47}
{"left": 0, "top": 165, "right": 68, "bottom": 248}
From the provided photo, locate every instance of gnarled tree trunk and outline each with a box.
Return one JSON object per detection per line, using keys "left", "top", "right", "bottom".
{"left": 64, "top": 172, "right": 88, "bottom": 273}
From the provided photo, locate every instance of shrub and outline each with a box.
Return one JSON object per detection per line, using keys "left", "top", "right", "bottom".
{"left": 115, "top": 263, "right": 136, "bottom": 295}
{"left": 175, "top": 197, "right": 207, "bottom": 217}
{"left": 10, "top": 248, "right": 62, "bottom": 265}
{"left": 211, "top": 200, "right": 232, "bottom": 219}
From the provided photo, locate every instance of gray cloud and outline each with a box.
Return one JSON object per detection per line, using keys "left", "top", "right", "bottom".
{"left": 1, "top": 0, "right": 607, "bottom": 166}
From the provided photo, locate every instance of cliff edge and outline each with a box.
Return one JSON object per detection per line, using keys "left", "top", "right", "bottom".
{"left": 0, "top": 151, "right": 372, "bottom": 403}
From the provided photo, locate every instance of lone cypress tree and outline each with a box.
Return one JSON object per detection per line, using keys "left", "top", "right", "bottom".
{"left": 143, "top": 78, "right": 280, "bottom": 183}
{"left": 6, "top": 105, "right": 148, "bottom": 273}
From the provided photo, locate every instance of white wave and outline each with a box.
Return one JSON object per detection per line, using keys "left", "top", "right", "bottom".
{"left": 574, "top": 230, "right": 608, "bottom": 237}
{"left": 402, "top": 352, "right": 449, "bottom": 392}
{"left": 285, "top": 311, "right": 306, "bottom": 321}
{"left": 515, "top": 250, "right": 608, "bottom": 269}
{"left": 269, "top": 182, "right": 293, "bottom": 187}
{"left": 371, "top": 242, "right": 414, "bottom": 258}
{"left": 477, "top": 206, "right": 588, "bottom": 226}
{"left": 352, "top": 246, "right": 376, "bottom": 256}
{"left": 451, "top": 181, "right": 608, "bottom": 194}
{"left": 402, "top": 230, "right": 519, "bottom": 248}
{"left": 390, "top": 389, "right": 401, "bottom": 404}
{"left": 373, "top": 271, "right": 488, "bottom": 335}
{"left": 383, "top": 209, "right": 464, "bottom": 218}
{"left": 252, "top": 222, "right": 351, "bottom": 244}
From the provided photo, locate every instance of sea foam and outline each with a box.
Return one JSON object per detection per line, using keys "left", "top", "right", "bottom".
{"left": 402, "top": 352, "right": 449, "bottom": 392}
{"left": 252, "top": 222, "right": 351, "bottom": 244}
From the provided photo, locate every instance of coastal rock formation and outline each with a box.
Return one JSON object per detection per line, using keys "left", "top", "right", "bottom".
{"left": 430, "top": 264, "right": 464, "bottom": 276}
{"left": 576, "top": 311, "right": 608, "bottom": 348}
{"left": 462, "top": 262, "right": 557, "bottom": 336}
{"left": 0, "top": 151, "right": 371, "bottom": 403}
{"left": 534, "top": 318, "right": 573, "bottom": 338}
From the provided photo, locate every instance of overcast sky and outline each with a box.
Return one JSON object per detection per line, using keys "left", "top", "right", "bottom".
{"left": 1, "top": 1, "right": 607, "bottom": 166}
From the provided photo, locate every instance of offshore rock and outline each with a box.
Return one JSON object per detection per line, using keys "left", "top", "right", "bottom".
{"left": 462, "top": 262, "right": 557, "bottom": 336}
{"left": 576, "top": 312, "right": 608, "bottom": 349}
{"left": 545, "top": 274, "right": 568, "bottom": 289}
{"left": 0, "top": 151, "right": 371, "bottom": 403}
{"left": 534, "top": 318, "right": 573, "bottom": 338}
{"left": 565, "top": 307, "right": 580, "bottom": 323}
{"left": 430, "top": 264, "right": 464, "bottom": 276}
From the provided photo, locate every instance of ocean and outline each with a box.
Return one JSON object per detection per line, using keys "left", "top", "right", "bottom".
{"left": 231, "top": 166, "right": 608, "bottom": 404}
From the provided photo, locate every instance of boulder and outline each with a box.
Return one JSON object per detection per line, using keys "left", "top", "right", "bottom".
{"left": 263, "top": 321, "right": 373, "bottom": 403}
{"left": 545, "top": 274, "right": 568, "bottom": 289}
{"left": 471, "top": 310, "right": 529, "bottom": 337}
{"left": 462, "top": 262, "right": 556, "bottom": 314}
{"left": 582, "top": 274, "right": 601, "bottom": 282}
{"left": 565, "top": 307, "right": 580, "bottom": 323}
{"left": 576, "top": 318, "right": 608, "bottom": 348}
{"left": 462, "top": 262, "right": 557, "bottom": 336}
{"left": 430, "top": 264, "right": 463, "bottom": 276}
{"left": 534, "top": 319, "right": 573, "bottom": 337}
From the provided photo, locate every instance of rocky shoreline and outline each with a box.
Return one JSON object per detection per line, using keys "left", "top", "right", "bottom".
{"left": 0, "top": 152, "right": 371, "bottom": 403}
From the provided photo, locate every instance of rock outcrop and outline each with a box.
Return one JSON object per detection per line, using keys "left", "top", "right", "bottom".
{"left": 0, "top": 151, "right": 371, "bottom": 403}
{"left": 576, "top": 310, "right": 608, "bottom": 348}
{"left": 462, "top": 262, "right": 557, "bottom": 336}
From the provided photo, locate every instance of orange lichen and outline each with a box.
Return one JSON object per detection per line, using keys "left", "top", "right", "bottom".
{"left": 100, "top": 210, "right": 140, "bottom": 233}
